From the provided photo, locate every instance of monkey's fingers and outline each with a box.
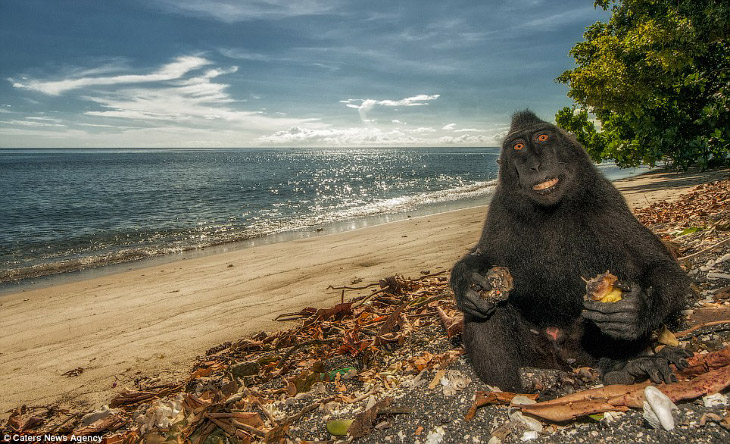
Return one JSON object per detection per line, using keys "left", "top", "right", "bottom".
{"left": 460, "top": 290, "right": 496, "bottom": 319}
{"left": 581, "top": 307, "right": 637, "bottom": 323}
{"left": 469, "top": 272, "right": 491, "bottom": 290}
{"left": 600, "top": 324, "right": 643, "bottom": 341}
{"left": 614, "top": 280, "right": 633, "bottom": 292}
{"left": 656, "top": 346, "right": 692, "bottom": 370}
{"left": 601, "top": 328, "right": 641, "bottom": 341}
{"left": 625, "top": 357, "right": 676, "bottom": 384}
{"left": 582, "top": 298, "right": 639, "bottom": 314}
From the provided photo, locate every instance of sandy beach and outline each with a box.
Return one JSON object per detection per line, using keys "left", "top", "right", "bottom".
{"left": 0, "top": 167, "right": 727, "bottom": 415}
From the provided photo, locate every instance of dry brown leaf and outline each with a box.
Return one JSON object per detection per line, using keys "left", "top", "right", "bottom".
{"left": 348, "top": 397, "right": 393, "bottom": 438}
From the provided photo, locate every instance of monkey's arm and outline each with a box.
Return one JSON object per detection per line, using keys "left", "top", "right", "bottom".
{"left": 450, "top": 250, "right": 502, "bottom": 320}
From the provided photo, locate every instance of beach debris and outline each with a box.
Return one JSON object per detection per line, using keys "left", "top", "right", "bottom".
{"left": 109, "top": 384, "right": 181, "bottom": 408}
{"left": 642, "top": 386, "right": 679, "bottom": 430}
{"left": 326, "top": 418, "right": 354, "bottom": 436}
{"left": 657, "top": 325, "right": 680, "bottom": 346}
{"left": 61, "top": 367, "right": 85, "bottom": 377}
{"left": 702, "top": 393, "right": 728, "bottom": 408}
{"left": 437, "top": 306, "right": 463, "bottom": 337}
{"left": 518, "top": 354, "right": 730, "bottom": 422}
{"left": 347, "top": 396, "right": 393, "bottom": 438}
{"left": 583, "top": 271, "right": 626, "bottom": 303}
{"left": 634, "top": 179, "right": 729, "bottom": 228}
{"left": 135, "top": 394, "right": 185, "bottom": 433}
{"left": 440, "top": 370, "right": 471, "bottom": 396}
{"left": 425, "top": 425, "right": 446, "bottom": 444}
{"left": 465, "top": 391, "right": 539, "bottom": 421}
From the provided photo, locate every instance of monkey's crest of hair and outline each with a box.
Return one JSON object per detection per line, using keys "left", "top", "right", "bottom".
{"left": 505, "top": 109, "right": 550, "bottom": 139}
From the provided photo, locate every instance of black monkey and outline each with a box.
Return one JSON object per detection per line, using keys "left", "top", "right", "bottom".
{"left": 450, "top": 110, "right": 690, "bottom": 391}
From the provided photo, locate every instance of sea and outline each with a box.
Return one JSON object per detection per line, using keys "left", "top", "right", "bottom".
{"left": 0, "top": 148, "right": 647, "bottom": 289}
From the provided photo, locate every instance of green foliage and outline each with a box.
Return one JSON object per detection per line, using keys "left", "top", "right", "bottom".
{"left": 557, "top": 0, "right": 730, "bottom": 169}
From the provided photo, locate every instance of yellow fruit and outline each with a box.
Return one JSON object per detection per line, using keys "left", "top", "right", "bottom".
{"left": 584, "top": 271, "right": 624, "bottom": 303}
{"left": 599, "top": 287, "right": 624, "bottom": 303}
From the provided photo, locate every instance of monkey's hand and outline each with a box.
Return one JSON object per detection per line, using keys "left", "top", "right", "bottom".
{"left": 581, "top": 282, "right": 647, "bottom": 341}
{"left": 603, "top": 347, "right": 692, "bottom": 385}
{"left": 454, "top": 271, "right": 502, "bottom": 320}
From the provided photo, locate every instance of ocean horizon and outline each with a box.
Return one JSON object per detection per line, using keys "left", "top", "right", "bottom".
{"left": 0, "top": 147, "right": 647, "bottom": 289}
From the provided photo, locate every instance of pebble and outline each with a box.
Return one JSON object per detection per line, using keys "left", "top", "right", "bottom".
{"left": 510, "top": 411, "right": 544, "bottom": 432}
{"left": 702, "top": 393, "right": 728, "bottom": 408}
{"left": 425, "top": 426, "right": 446, "bottom": 444}
{"left": 707, "top": 272, "right": 730, "bottom": 280}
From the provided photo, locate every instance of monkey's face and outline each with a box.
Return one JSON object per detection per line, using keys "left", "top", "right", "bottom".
{"left": 501, "top": 124, "right": 578, "bottom": 206}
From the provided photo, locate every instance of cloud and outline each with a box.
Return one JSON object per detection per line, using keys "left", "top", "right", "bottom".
{"left": 0, "top": 118, "right": 65, "bottom": 128}
{"left": 257, "top": 126, "right": 423, "bottom": 146}
{"left": 11, "top": 56, "right": 211, "bottom": 95}
{"left": 439, "top": 133, "right": 495, "bottom": 145}
{"left": 523, "top": 6, "right": 598, "bottom": 31}
{"left": 340, "top": 94, "right": 440, "bottom": 121}
{"left": 256, "top": 122, "right": 497, "bottom": 147}
{"left": 152, "top": 0, "right": 340, "bottom": 23}
{"left": 6, "top": 55, "right": 322, "bottom": 146}
{"left": 454, "top": 128, "right": 487, "bottom": 133}
{"left": 442, "top": 123, "right": 456, "bottom": 130}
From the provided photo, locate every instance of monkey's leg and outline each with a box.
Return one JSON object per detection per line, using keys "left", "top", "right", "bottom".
{"left": 463, "top": 305, "right": 556, "bottom": 392}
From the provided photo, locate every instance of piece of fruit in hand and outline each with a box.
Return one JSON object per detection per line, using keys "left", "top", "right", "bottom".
{"left": 471, "top": 266, "right": 513, "bottom": 303}
{"left": 583, "top": 271, "right": 624, "bottom": 303}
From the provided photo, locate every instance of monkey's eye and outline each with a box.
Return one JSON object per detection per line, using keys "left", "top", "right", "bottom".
{"left": 536, "top": 133, "right": 549, "bottom": 142}
{"left": 513, "top": 141, "right": 525, "bottom": 151}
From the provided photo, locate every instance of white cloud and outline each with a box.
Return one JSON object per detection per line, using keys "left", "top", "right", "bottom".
{"left": 454, "top": 128, "right": 487, "bottom": 133}
{"left": 523, "top": 6, "right": 598, "bottom": 31}
{"left": 439, "top": 133, "right": 495, "bottom": 145}
{"left": 258, "top": 126, "right": 420, "bottom": 146}
{"left": 340, "top": 94, "right": 440, "bottom": 121}
{"left": 12, "top": 56, "right": 211, "bottom": 95}
{"left": 442, "top": 123, "right": 456, "bottom": 130}
{"left": 0, "top": 119, "right": 65, "bottom": 128}
{"left": 152, "top": 0, "right": 340, "bottom": 23}
{"left": 5, "top": 55, "right": 323, "bottom": 146}
{"left": 256, "top": 122, "right": 498, "bottom": 147}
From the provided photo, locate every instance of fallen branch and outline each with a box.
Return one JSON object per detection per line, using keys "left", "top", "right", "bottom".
{"left": 465, "top": 391, "right": 539, "bottom": 421}
{"left": 109, "top": 385, "right": 182, "bottom": 408}
{"left": 276, "top": 339, "right": 337, "bottom": 368}
{"left": 678, "top": 237, "right": 730, "bottom": 261}
{"left": 675, "top": 320, "right": 730, "bottom": 339}
{"left": 521, "top": 364, "right": 730, "bottom": 422}
{"left": 327, "top": 282, "right": 381, "bottom": 291}
{"left": 674, "top": 347, "right": 730, "bottom": 377}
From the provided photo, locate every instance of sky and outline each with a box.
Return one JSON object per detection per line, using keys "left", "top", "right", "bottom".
{"left": 0, "top": 1, "right": 609, "bottom": 148}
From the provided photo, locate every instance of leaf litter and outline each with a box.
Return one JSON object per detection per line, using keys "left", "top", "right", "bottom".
{"left": 1, "top": 177, "right": 730, "bottom": 443}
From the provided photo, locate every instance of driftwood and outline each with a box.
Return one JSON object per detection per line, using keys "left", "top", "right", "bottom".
{"left": 521, "top": 364, "right": 730, "bottom": 422}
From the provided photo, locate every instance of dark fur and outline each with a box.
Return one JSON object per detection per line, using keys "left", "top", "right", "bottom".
{"left": 450, "top": 110, "right": 689, "bottom": 391}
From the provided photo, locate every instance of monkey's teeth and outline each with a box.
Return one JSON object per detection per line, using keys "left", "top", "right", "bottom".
{"left": 532, "top": 178, "right": 559, "bottom": 191}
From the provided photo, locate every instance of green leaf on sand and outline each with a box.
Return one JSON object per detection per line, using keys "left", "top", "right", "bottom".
{"left": 327, "top": 419, "right": 354, "bottom": 436}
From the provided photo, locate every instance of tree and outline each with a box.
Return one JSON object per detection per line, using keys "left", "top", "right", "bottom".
{"left": 556, "top": 0, "right": 730, "bottom": 169}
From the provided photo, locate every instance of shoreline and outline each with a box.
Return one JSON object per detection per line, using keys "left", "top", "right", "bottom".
{"left": 0, "top": 167, "right": 727, "bottom": 415}
{"left": 0, "top": 190, "right": 497, "bottom": 297}
{"left": 0, "top": 163, "right": 649, "bottom": 294}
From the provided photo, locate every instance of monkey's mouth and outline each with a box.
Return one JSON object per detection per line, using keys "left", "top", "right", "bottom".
{"left": 532, "top": 177, "right": 560, "bottom": 192}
